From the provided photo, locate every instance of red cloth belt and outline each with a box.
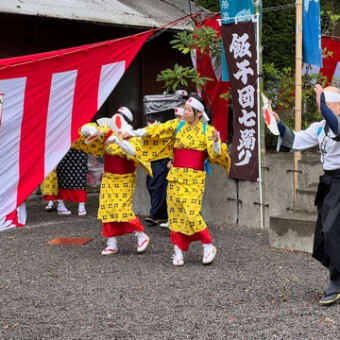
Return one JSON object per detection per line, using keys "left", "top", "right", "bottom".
{"left": 173, "top": 148, "right": 206, "bottom": 171}
{"left": 104, "top": 154, "right": 136, "bottom": 174}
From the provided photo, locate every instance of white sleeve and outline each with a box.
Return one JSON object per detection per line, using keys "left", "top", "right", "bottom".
{"left": 291, "top": 122, "right": 321, "bottom": 151}
{"left": 80, "top": 125, "right": 98, "bottom": 136}
{"left": 129, "top": 128, "right": 147, "bottom": 137}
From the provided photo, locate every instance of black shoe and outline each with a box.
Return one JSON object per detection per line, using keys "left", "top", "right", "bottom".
{"left": 155, "top": 218, "right": 167, "bottom": 224}
{"left": 144, "top": 216, "right": 158, "bottom": 225}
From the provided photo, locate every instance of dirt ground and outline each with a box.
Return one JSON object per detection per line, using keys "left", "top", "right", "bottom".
{"left": 1, "top": 196, "right": 340, "bottom": 340}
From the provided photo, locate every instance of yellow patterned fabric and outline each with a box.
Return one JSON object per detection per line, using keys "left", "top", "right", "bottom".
{"left": 167, "top": 167, "right": 206, "bottom": 235}
{"left": 71, "top": 124, "right": 109, "bottom": 158}
{"left": 210, "top": 142, "right": 231, "bottom": 174}
{"left": 145, "top": 119, "right": 230, "bottom": 235}
{"left": 72, "top": 124, "right": 152, "bottom": 222}
{"left": 98, "top": 172, "right": 136, "bottom": 222}
{"left": 41, "top": 169, "right": 58, "bottom": 196}
{"left": 141, "top": 136, "right": 174, "bottom": 161}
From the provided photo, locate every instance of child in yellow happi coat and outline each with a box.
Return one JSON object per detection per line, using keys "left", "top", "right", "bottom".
{"left": 126, "top": 96, "right": 230, "bottom": 266}
{"left": 73, "top": 107, "right": 152, "bottom": 256}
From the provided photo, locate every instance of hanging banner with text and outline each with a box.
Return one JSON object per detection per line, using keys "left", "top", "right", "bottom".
{"left": 221, "top": 21, "right": 258, "bottom": 181}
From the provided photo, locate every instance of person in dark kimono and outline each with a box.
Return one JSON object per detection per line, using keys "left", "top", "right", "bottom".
{"left": 41, "top": 149, "right": 88, "bottom": 216}
{"left": 273, "top": 84, "right": 340, "bottom": 305}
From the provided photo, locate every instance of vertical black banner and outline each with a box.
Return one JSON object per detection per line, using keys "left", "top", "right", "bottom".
{"left": 221, "top": 21, "right": 258, "bottom": 182}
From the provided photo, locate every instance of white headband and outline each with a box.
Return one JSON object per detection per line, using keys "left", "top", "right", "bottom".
{"left": 324, "top": 91, "right": 340, "bottom": 103}
{"left": 174, "top": 107, "right": 184, "bottom": 116}
{"left": 186, "top": 97, "right": 210, "bottom": 122}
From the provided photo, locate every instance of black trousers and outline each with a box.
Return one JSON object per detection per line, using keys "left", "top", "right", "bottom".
{"left": 146, "top": 158, "right": 170, "bottom": 220}
{"left": 313, "top": 170, "right": 340, "bottom": 278}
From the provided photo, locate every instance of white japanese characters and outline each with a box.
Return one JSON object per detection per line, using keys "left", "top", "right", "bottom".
{"left": 229, "top": 32, "right": 256, "bottom": 166}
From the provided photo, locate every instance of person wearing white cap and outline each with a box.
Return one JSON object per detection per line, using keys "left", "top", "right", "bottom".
{"left": 71, "top": 111, "right": 152, "bottom": 256}
{"left": 125, "top": 95, "right": 231, "bottom": 266}
{"left": 117, "top": 106, "right": 133, "bottom": 123}
{"left": 270, "top": 84, "right": 340, "bottom": 306}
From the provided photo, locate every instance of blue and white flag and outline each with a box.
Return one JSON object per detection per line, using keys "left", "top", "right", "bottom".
{"left": 219, "top": 0, "right": 256, "bottom": 81}
{"left": 219, "top": 0, "right": 255, "bottom": 24}
{"left": 303, "top": 0, "right": 322, "bottom": 67}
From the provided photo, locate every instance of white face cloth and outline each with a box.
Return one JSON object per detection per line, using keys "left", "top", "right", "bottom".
{"left": 186, "top": 97, "right": 210, "bottom": 122}
{"left": 324, "top": 91, "right": 340, "bottom": 103}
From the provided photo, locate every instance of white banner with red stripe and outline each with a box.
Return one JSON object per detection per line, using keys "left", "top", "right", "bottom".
{"left": 0, "top": 30, "right": 153, "bottom": 231}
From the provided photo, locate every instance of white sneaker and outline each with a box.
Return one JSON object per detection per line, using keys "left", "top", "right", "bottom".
{"left": 101, "top": 238, "right": 118, "bottom": 255}
{"left": 159, "top": 222, "right": 168, "bottom": 228}
{"left": 137, "top": 235, "right": 150, "bottom": 253}
{"left": 172, "top": 246, "right": 184, "bottom": 266}
{"left": 202, "top": 245, "right": 217, "bottom": 265}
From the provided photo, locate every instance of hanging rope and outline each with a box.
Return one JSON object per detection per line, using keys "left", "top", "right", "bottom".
{"left": 0, "top": 13, "right": 200, "bottom": 69}
{"left": 146, "top": 13, "right": 199, "bottom": 42}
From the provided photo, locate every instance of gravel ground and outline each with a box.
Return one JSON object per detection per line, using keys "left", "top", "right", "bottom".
{"left": 1, "top": 196, "right": 340, "bottom": 340}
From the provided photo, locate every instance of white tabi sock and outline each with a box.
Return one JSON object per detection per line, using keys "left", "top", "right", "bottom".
{"left": 107, "top": 237, "right": 118, "bottom": 249}
{"left": 174, "top": 245, "right": 183, "bottom": 257}
{"left": 135, "top": 231, "right": 148, "bottom": 243}
{"left": 57, "top": 200, "right": 66, "bottom": 209}
{"left": 202, "top": 243, "right": 213, "bottom": 256}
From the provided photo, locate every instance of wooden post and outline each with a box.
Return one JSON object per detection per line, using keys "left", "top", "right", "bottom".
{"left": 294, "top": 0, "right": 303, "bottom": 196}
{"left": 295, "top": 0, "right": 303, "bottom": 133}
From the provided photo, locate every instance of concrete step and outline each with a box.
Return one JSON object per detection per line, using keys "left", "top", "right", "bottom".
{"left": 294, "top": 186, "right": 317, "bottom": 214}
{"left": 269, "top": 212, "right": 317, "bottom": 254}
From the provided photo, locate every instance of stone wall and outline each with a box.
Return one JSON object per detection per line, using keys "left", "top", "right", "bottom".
{"left": 133, "top": 152, "right": 323, "bottom": 229}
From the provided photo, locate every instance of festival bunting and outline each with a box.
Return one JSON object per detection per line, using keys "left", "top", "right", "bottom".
{"left": 0, "top": 30, "right": 153, "bottom": 230}
{"left": 303, "top": 0, "right": 322, "bottom": 68}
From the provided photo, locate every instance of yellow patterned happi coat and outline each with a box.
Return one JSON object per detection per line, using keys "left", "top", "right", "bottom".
{"left": 141, "top": 126, "right": 174, "bottom": 162}
{"left": 145, "top": 119, "right": 230, "bottom": 235}
{"left": 41, "top": 169, "right": 58, "bottom": 196}
{"left": 72, "top": 124, "right": 152, "bottom": 223}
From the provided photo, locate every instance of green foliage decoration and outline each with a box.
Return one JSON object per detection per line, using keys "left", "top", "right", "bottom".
{"left": 262, "top": 63, "right": 329, "bottom": 149}
{"left": 157, "top": 26, "right": 219, "bottom": 93}
{"left": 156, "top": 63, "right": 212, "bottom": 93}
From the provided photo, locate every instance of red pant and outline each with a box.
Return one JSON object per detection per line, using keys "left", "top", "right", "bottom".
{"left": 43, "top": 189, "right": 86, "bottom": 203}
{"left": 170, "top": 228, "right": 213, "bottom": 251}
{"left": 102, "top": 217, "right": 144, "bottom": 238}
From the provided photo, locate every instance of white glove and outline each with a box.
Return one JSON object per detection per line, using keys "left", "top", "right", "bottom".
{"left": 81, "top": 125, "right": 98, "bottom": 137}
